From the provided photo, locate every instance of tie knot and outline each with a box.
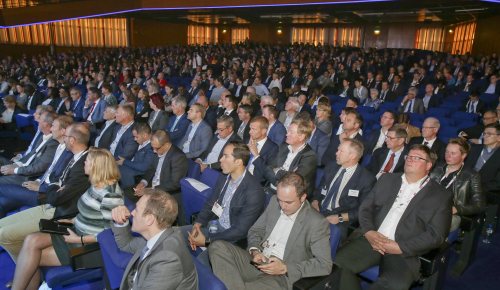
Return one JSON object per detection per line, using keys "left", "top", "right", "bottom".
{"left": 140, "top": 246, "right": 149, "bottom": 261}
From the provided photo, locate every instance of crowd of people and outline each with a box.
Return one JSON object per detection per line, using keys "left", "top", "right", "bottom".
{"left": 0, "top": 43, "right": 499, "bottom": 290}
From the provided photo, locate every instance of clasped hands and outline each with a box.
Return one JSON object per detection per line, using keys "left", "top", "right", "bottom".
{"left": 364, "top": 230, "right": 402, "bottom": 255}
{"left": 251, "top": 251, "right": 287, "bottom": 276}
{"left": 0, "top": 164, "right": 16, "bottom": 175}
{"left": 187, "top": 223, "right": 206, "bottom": 250}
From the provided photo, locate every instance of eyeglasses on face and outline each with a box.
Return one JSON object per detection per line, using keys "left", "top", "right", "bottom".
{"left": 404, "top": 155, "right": 428, "bottom": 162}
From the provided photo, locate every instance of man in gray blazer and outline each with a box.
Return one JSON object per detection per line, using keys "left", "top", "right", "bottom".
{"left": 209, "top": 172, "right": 332, "bottom": 290}
{"left": 398, "top": 86, "right": 425, "bottom": 114}
{"left": 179, "top": 103, "right": 213, "bottom": 159}
{"left": 331, "top": 144, "right": 452, "bottom": 290}
{"left": 111, "top": 189, "right": 198, "bottom": 290}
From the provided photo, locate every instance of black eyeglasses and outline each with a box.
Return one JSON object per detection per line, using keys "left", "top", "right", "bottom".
{"left": 404, "top": 155, "right": 428, "bottom": 162}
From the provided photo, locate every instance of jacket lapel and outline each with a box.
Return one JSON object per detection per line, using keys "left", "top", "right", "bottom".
{"left": 397, "top": 177, "right": 431, "bottom": 226}
{"left": 379, "top": 175, "right": 403, "bottom": 221}
{"left": 284, "top": 201, "right": 309, "bottom": 260}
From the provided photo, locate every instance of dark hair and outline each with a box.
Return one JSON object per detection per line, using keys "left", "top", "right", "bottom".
{"left": 133, "top": 122, "right": 152, "bottom": 135}
{"left": 277, "top": 172, "right": 307, "bottom": 197}
{"left": 408, "top": 144, "right": 438, "bottom": 166}
{"left": 228, "top": 141, "right": 250, "bottom": 166}
{"left": 263, "top": 105, "right": 279, "bottom": 119}
{"left": 484, "top": 123, "right": 500, "bottom": 134}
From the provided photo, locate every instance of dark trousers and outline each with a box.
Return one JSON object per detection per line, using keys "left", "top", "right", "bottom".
{"left": 332, "top": 236, "right": 416, "bottom": 290}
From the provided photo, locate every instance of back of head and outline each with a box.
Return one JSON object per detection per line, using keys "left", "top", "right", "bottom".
{"left": 143, "top": 188, "right": 178, "bottom": 228}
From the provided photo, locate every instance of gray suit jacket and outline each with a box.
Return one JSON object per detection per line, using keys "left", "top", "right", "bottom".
{"left": 398, "top": 98, "right": 425, "bottom": 114}
{"left": 112, "top": 224, "right": 198, "bottom": 290}
{"left": 178, "top": 120, "right": 213, "bottom": 159}
{"left": 16, "top": 138, "right": 59, "bottom": 177}
{"left": 148, "top": 110, "right": 169, "bottom": 132}
{"left": 143, "top": 145, "right": 188, "bottom": 194}
{"left": 247, "top": 197, "right": 332, "bottom": 289}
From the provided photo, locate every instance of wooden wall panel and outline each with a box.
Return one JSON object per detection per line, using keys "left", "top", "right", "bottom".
{"left": 130, "top": 18, "right": 187, "bottom": 47}
{"left": 472, "top": 15, "right": 500, "bottom": 55}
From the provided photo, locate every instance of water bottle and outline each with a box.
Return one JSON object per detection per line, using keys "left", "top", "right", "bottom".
{"left": 208, "top": 220, "right": 218, "bottom": 234}
{"left": 483, "top": 224, "right": 493, "bottom": 244}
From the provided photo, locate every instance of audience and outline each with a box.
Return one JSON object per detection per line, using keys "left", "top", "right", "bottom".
{"left": 179, "top": 103, "right": 213, "bottom": 159}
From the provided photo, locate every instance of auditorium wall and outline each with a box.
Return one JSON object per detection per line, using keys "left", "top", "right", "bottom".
{"left": 472, "top": 14, "right": 500, "bottom": 55}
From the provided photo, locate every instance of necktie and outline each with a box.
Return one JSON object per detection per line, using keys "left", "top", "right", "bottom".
{"left": 383, "top": 153, "right": 396, "bottom": 173}
{"left": 140, "top": 246, "right": 149, "bottom": 261}
{"left": 423, "top": 141, "right": 429, "bottom": 148}
{"left": 321, "top": 169, "right": 346, "bottom": 213}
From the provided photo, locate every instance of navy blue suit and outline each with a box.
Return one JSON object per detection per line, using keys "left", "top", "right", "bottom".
{"left": 167, "top": 114, "right": 191, "bottom": 147}
{"left": 71, "top": 97, "right": 85, "bottom": 121}
{"left": 83, "top": 98, "right": 107, "bottom": 125}
{"left": 178, "top": 120, "right": 213, "bottom": 159}
{"left": 195, "top": 173, "right": 265, "bottom": 243}
{"left": 322, "top": 132, "right": 364, "bottom": 167}
{"left": 267, "top": 120, "right": 287, "bottom": 146}
{"left": 364, "top": 129, "right": 387, "bottom": 154}
{"left": 308, "top": 128, "right": 330, "bottom": 166}
{"left": 119, "top": 143, "right": 155, "bottom": 188}
{"left": 110, "top": 123, "right": 139, "bottom": 160}
{"left": 249, "top": 139, "right": 278, "bottom": 184}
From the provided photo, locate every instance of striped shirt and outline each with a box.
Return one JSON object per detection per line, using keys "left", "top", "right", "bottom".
{"left": 74, "top": 183, "right": 124, "bottom": 235}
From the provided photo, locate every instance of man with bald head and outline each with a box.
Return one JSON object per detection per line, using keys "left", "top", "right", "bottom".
{"left": 408, "top": 117, "right": 445, "bottom": 162}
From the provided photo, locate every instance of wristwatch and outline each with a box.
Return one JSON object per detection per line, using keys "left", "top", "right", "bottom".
{"left": 205, "top": 237, "right": 211, "bottom": 247}
{"left": 338, "top": 214, "right": 344, "bottom": 223}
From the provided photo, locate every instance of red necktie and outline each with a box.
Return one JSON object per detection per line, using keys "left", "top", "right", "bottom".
{"left": 383, "top": 153, "right": 396, "bottom": 173}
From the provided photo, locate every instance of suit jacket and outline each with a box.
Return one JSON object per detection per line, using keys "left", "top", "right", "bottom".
{"left": 465, "top": 144, "right": 500, "bottom": 193}
{"left": 379, "top": 89, "right": 396, "bottom": 102}
{"left": 278, "top": 111, "right": 297, "bottom": 126}
{"left": 247, "top": 196, "right": 332, "bottom": 288}
{"left": 196, "top": 173, "right": 265, "bottom": 243}
{"left": 353, "top": 86, "right": 369, "bottom": 102}
{"left": 199, "top": 133, "right": 241, "bottom": 170}
{"left": 26, "top": 91, "right": 44, "bottom": 111}
{"left": 231, "top": 85, "right": 246, "bottom": 98}
{"left": 322, "top": 132, "right": 363, "bottom": 166}
{"left": 462, "top": 99, "right": 486, "bottom": 115}
{"left": 94, "top": 121, "right": 119, "bottom": 149}
{"left": 267, "top": 120, "right": 287, "bottom": 146}
{"left": 367, "top": 146, "right": 407, "bottom": 175}
{"left": 111, "top": 123, "right": 139, "bottom": 160}
{"left": 143, "top": 145, "right": 188, "bottom": 194}
{"left": 391, "top": 83, "right": 406, "bottom": 98}
{"left": 83, "top": 98, "right": 107, "bottom": 125}
{"left": 16, "top": 138, "right": 59, "bottom": 177}
{"left": 45, "top": 151, "right": 90, "bottom": 218}
{"left": 364, "top": 129, "right": 387, "bottom": 154}
{"left": 354, "top": 173, "right": 452, "bottom": 277}
{"left": 420, "top": 94, "right": 442, "bottom": 111}
{"left": 308, "top": 128, "right": 329, "bottom": 166}
{"left": 204, "top": 106, "right": 218, "bottom": 131}
{"left": 55, "top": 98, "right": 72, "bottom": 115}
{"left": 178, "top": 120, "right": 213, "bottom": 159}
{"left": 254, "top": 143, "right": 317, "bottom": 194}
{"left": 119, "top": 143, "right": 156, "bottom": 187}
{"left": 249, "top": 139, "right": 279, "bottom": 184}
{"left": 398, "top": 98, "right": 425, "bottom": 114}
{"left": 112, "top": 225, "right": 198, "bottom": 290}
{"left": 313, "top": 163, "right": 376, "bottom": 224}
{"left": 71, "top": 97, "right": 85, "bottom": 121}
{"left": 167, "top": 114, "right": 191, "bottom": 147}
{"left": 408, "top": 137, "right": 445, "bottom": 163}
{"left": 148, "top": 110, "right": 169, "bottom": 132}
{"left": 135, "top": 99, "right": 151, "bottom": 121}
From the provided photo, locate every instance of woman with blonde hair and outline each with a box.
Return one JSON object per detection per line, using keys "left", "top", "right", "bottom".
{"left": 315, "top": 103, "right": 333, "bottom": 136}
{"left": 11, "top": 148, "right": 124, "bottom": 290}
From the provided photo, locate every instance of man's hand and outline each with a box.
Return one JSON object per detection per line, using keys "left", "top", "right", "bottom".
{"left": 23, "top": 180, "right": 41, "bottom": 191}
{"left": 452, "top": 206, "right": 458, "bottom": 215}
{"left": 0, "top": 165, "right": 16, "bottom": 175}
{"left": 134, "top": 182, "right": 146, "bottom": 197}
{"left": 257, "top": 256, "right": 287, "bottom": 275}
{"left": 311, "top": 200, "right": 320, "bottom": 212}
{"left": 251, "top": 250, "right": 268, "bottom": 265}
{"left": 381, "top": 239, "right": 403, "bottom": 255}
{"left": 111, "top": 205, "right": 131, "bottom": 224}
{"left": 116, "top": 156, "right": 125, "bottom": 166}
{"left": 187, "top": 225, "right": 206, "bottom": 250}
{"left": 364, "top": 230, "right": 388, "bottom": 254}
{"left": 247, "top": 139, "right": 259, "bottom": 157}
{"left": 326, "top": 215, "right": 340, "bottom": 224}
{"left": 199, "top": 163, "right": 208, "bottom": 173}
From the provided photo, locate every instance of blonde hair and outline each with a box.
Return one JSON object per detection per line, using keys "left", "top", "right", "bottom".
{"left": 87, "top": 147, "right": 120, "bottom": 187}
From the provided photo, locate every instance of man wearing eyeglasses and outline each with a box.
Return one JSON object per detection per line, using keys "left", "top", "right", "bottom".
{"left": 367, "top": 127, "right": 408, "bottom": 179}
{"left": 332, "top": 144, "right": 452, "bottom": 290}
{"left": 409, "top": 117, "right": 446, "bottom": 162}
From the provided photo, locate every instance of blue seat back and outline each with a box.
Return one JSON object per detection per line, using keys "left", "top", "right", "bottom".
{"left": 199, "top": 168, "right": 222, "bottom": 188}
{"left": 98, "top": 229, "right": 134, "bottom": 289}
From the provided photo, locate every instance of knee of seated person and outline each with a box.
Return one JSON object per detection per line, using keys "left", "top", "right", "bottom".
{"left": 22, "top": 232, "right": 43, "bottom": 250}
{"left": 208, "top": 239, "right": 228, "bottom": 254}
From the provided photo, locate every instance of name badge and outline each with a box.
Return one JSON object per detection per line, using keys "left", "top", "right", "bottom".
{"left": 348, "top": 189, "right": 359, "bottom": 197}
{"left": 321, "top": 188, "right": 327, "bottom": 196}
{"left": 212, "top": 202, "right": 223, "bottom": 217}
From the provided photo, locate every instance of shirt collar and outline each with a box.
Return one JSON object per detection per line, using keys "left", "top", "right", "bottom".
{"left": 146, "top": 228, "right": 167, "bottom": 253}
{"left": 256, "top": 137, "right": 267, "bottom": 148}
{"left": 288, "top": 142, "right": 307, "bottom": 154}
{"left": 280, "top": 201, "right": 305, "bottom": 221}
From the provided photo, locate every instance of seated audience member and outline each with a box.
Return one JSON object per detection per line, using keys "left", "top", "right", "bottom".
{"left": 279, "top": 97, "right": 300, "bottom": 130}
{"left": 117, "top": 122, "right": 155, "bottom": 188}
{"left": 10, "top": 147, "right": 124, "bottom": 290}
{"left": 55, "top": 86, "right": 72, "bottom": 115}
{"left": 364, "top": 111, "right": 396, "bottom": 153}
{"left": 298, "top": 93, "right": 312, "bottom": 114}
{"left": 183, "top": 142, "right": 265, "bottom": 265}
{"left": 315, "top": 103, "right": 333, "bottom": 136}
{"left": 482, "top": 74, "right": 500, "bottom": 95}
{"left": 252, "top": 76, "right": 270, "bottom": 97}
{"left": 236, "top": 104, "right": 252, "bottom": 143}
{"left": 302, "top": 116, "right": 329, "bottom": 166}
{"left": 462, "top": 92, "right": 485, "bottom": 116}
{"left": 256, "top": 94, "right": 276, "bottom": 116}
{"left": 353, "top": 78, "right": 369, "bottom": 104}
{"left": 111, "top": 189, "right": 198, "bottom": 290}
{"left": 379, "top": 80, "right": 396, "bottom": 102}
{"left": 394, "top": 112, "right": 421, "bottom": 143}
{"left": 421, "top": 83, "right": 442, "bottom": 112}
{"left": 398, "top": 87, "right": 425, "bottom": 114}
{"left": 0, "top": 95, "right": 23, "bottom": 134}
{"left": 459, "top": 110, "right": 498, "bottom": 143}
{"left": 222, "top": 94, "right": 241, "bottom": 130}
{"left": 409, "top": 117, "right": 445, "bottom": 162}
{"left": 209, "top": 172, "right": 333, "bottom": 290}
{"left": 431, "top": 138, "right": 485, "bottom": 231}
{"left": 67, "top": 87, "right": 84, "bottom": 121}
{"left": 253, "top": 118, "right": 317, "bottom": 194}
{"left": 196, "top": 92, "right": 218, "bottom": 130}
{"left": 363, "top": 88, "right": 382, "bottom": 110}
{"left": 246, "top": 116, "right": 278, "bottom": 178}
{"left": 148, "top": 93, "right": 169, "bottom": 132}
{"left": 465, "top": 123, "right": 500, "bottom": 194}
{"left": 262, "top": 104, "right": 286, "bottom": 145}
{"left": 83, "top": 87, "right": 107, "bottom": 127}
{"left": 0, "top": 123, "right": 90, "bottom": 262}
{"left": 331, "top": 144, "right": 452, "bottom": 290}
{"left": 0, "top": 115, "right": 73, "bottom": 217}
{"left": 167, "top": 96, "right": 190, "bottom": 147}
{"left": 390, "top": 74, "right": 406, "bottom": 98}
{"left": 109, "top": 104, "right": 138, "bottom": 160}
{"left": 196, "top": 115, "right": 240, "bottom": 171}
{"left": 210, "top": 77, "right": 227, "bottom": 103}
{"left": 135, "top": 88, "right": 150, "bottom": 121}
{"left": 179, "top": 103, "right": 213, "bottom": 159}
{"left": 24, "top": 84, "right": 44, "bottom": 112}
{"left": 94, "top": 105, "right": 118, "bottom": 148}
{"left": 367, "top": 127, "right": 408, "bottom": 178}
{"left": 322, "top": 109, "right": 364, "bottom": 166}
{"left": 41, "top": 87, "right": 61, "bottom": 110}
{"left": 312, "top": 138, "right": 376, "bottom": 240}
{"left": 0, "top": 111, "right": 59, "bottom": 185}
{"left": 101, "top": 83, "right": 118, "bottom": 106}
{"left": 339, "top": 79, "right": 354, "bottom": 99}
{"left": 127, "top": 130, "right": 187, "bottom": 203}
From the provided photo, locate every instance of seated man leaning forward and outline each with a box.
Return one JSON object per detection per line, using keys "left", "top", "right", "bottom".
{"left": 111, "top": 188, "right": 198, "bottom": 290}
{"left": 209, "top": 172, "right": 332, "bottom": 290}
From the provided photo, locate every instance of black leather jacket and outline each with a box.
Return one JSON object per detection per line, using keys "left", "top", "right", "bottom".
{"left": 430, "top": 164, "right": 485, "bottom": 217}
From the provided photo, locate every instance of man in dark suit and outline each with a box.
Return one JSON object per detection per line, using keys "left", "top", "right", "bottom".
{"left": 420, "top": 83, "right": 442, "bottom": 112}
{"left": 332, "top": 144, "right": 452, "bottom": 290}
{"left": 129, "top": 130, "right": 188, "bottom": 203}
{"left": 24, "top": 84, "right": 44, "bottom": 112}
{"left": 364, "top": 111, "right": 396, "bottom": 154}
{"left": 111, "top": 189, "right": 198, "bottom": 290}
{"left": 459, "top": 110, "right": 498, "bottom": 143}
{"left": 408, "top": 117, "right": 446, "bottom": 162}
{"left": 482, "top": 74, "right": 500, "bottom": 95}
{"left": 68, "top": 87, "right": 84, "bottom": 121}
{"left": 398, "top": 87, "right": 425, "bottom": 114}
{"left": 0, "top": 122, "right": 90, "bottom": 261}
{"left": 247, "top": 116, "right": 279, "bottom": 183}
{"left": 231, "top": 76, "right": 246, "bottom": 99}
{"left": 93, "top": 105, "right": 118, "bottom": 149}
{"left": 118, "top": 122, "right": 155, "bottom": 188}
{"left": 167, "top": 96, "right": 190, "bottom": 147}
{"left": 322, "top": 109, "right": 364, "bottom": 166}
{"left": 368, "top": 127, "right": 407, "bottom": 178}
{"left": 83, "top": 87, "right": 107, "bottom": 127}
{"left": 179, "top": 103, "right": 213, "bottom": 159}
{"left": 390, "top": 75, "right": 406, "bottom": 99}
{"left": 187, "top": 79, "right": 201, "bottom": 106}
{"left": 209, "top": 172, "right": 333, "bottom": 289}
{"left": 465, "top": 123, "right": 500, "bottom": 194}
{"left": 109, "top": 104, "right": 138, "bottom": 160}
{"left": 308, "top": 119, "right": 330, "bottom": 166}
{"left": 462, "top": 92, "right": 486, "bottom": 116}
{"left": 312, "top": 139, "right": 376, "bottom": 240}
{"left": 262, "top": 105, "right": 286, "bottom": 146}
{"left": 184, "top": 142, "right": 265, "bottom": 265}
{"left": 379, "top": 81, "right": 396, "bottom": 102}
{"left": 236, "top": 104, "right": 252, "bottom": 143}
{"left": 253, "top": 118, "right": 317, "bottom": 195}
{"left": 196, "top": 115, "right": 241, "bottom": 171}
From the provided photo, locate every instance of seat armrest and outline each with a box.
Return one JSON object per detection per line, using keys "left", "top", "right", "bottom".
{"left": 419, "top": 243, "right": 451, "bottom": 277}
